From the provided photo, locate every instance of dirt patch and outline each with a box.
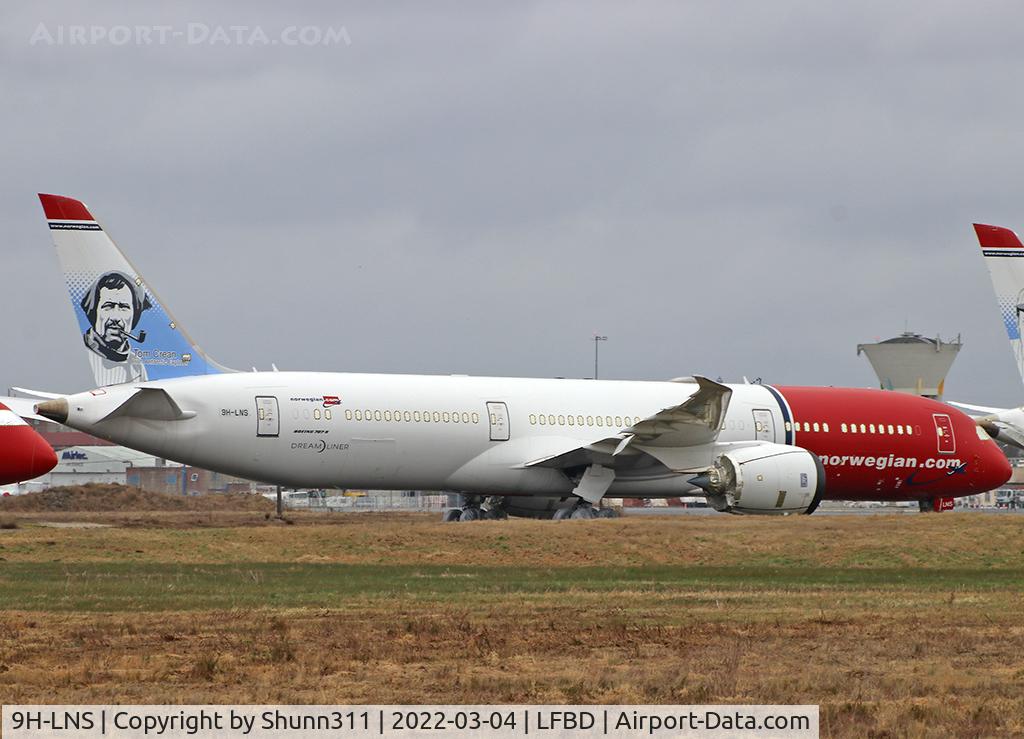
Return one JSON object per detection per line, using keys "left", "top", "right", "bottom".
{"left": 0, "top": 484, "right": 275, "bottom": 514}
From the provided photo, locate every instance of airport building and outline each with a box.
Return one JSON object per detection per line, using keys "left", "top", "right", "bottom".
{"left": 856, "top": 331, "right": 962, "bottom": 400}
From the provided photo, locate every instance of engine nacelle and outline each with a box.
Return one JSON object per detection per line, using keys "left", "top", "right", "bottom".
{"left": 689, "top": 443, "right": 825, "bottom": 515}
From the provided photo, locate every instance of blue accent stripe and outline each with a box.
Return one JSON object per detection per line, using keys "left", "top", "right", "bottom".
{"left": 764, "top": 385, "right": 792, "bottom": 445}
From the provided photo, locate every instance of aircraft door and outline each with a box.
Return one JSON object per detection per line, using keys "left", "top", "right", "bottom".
{"left": 752, "top": 409, "right": 775, "bottom": 442}
{"left": 486, "top": 401, "right": 510, "bottom": 441}
{"left": 933, "top": 413, "right": 956, "bottom": 454}
{"left": 256, "top": 396, "right": 280, "bottom": 438}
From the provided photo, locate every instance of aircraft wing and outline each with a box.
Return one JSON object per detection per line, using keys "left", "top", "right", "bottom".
{"left": 948, "top": 400, "right": 1024, "bottom": 451}
{"left": 0, "top": 395, "right": 58, "bottom": 424}
{"left": 947, "top": 400, "right": 1007, "bottom": 415}
{"left": 521, "top": 376, "right": 731, "bottom": 470}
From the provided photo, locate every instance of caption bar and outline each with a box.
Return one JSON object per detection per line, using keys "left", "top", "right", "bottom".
{"left": 3, "top": 705, "right": 817, "bottom": 738}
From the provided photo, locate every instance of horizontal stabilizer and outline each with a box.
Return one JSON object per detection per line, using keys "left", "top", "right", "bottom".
{"left": 99, "top": 387, "right": 196, "bottom": 423}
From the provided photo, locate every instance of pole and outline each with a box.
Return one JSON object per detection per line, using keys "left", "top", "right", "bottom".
{"left": 276, "top": 484, "right": 283, "bottom": 518}
{"left": 593, "top": 335, "right": 607, "bottom": 379}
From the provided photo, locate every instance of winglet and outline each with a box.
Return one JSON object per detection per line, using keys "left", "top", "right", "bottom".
{"left": 974, "top": 223, "right": 1023, "bottom": 249}
{"left": 39, "top": 193, "right": 95, "bottom": 221}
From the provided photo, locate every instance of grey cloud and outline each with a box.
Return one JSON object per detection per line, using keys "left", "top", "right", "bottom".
{"left": 3, "top": 1, "right": 1024, "bottom": 404}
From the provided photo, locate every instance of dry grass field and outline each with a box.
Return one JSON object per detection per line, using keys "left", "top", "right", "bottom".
{"left": 1, "top": 493, "right": 1023, "bottom": 737}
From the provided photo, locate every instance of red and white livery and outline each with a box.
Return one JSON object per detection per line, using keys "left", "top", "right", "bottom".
{"left": 0, "top": 402, "right": 57, "bottom": 486}
{"left": 24, "top": 195, "right": 1013, "bottom": 518}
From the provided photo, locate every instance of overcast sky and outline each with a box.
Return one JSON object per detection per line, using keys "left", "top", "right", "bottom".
{"left": 4, "top": 2, "right": 1024, "bottom": 405}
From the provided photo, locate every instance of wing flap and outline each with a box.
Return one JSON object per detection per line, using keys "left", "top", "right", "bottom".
{"left": 520, "top": 376, "right": 731, "bottom": 470}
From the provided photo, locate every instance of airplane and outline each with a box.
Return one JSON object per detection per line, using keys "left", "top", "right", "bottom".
{"left": 955, "top": 223, "right": 1024, "bottom": 449}
{"left": 22, "top": 194, "right": 1012, "bottom": 519}
{"left": 0, "top": 401, "right": 58, "bottom": 486}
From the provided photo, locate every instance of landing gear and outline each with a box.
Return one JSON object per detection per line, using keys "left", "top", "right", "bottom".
{"left": 459, "top": 506, "right": 482, "bottom": 522}
{"left": 553, "top": 499, "right": 619, "bottom": 520}
{"left": 442, "top": 495, "right": 509, "bottom": 522}
{"left": 571, "top": 505, "right": 597, "bottom": 520}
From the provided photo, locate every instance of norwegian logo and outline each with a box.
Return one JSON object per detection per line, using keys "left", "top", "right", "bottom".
{"left": 322, "top": 395, "right": 341, "bottom": 407}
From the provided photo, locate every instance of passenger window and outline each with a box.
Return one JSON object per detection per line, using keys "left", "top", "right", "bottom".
{"left": 539, "top": 415, "right": 547, "bottom": 425}
{"left": 374, "top": 410, "right": 382, "bottom": 422}
{"left": 812, "top": 422, "right": 819, "bottom": 432}
{"left": 803, "top": 422, "right": 810, "bottom": 432}
{"left": 548, "top": 414, "right": 556, "bottom": 425}
{"left": 596, "top": 416, "right": 604, "bottom": 427}
{"left": 472, "top": 413, "right": 480, "bottom": 424}
{"left": 452, "top": 412, "right": 460, "bottom": 423}
{"left": 869, "top": 424, "right": 875, "bottom": 433}
{"left": 896, "top": 424, "right": 903, "bottom": 435}
{"left": 432, "top": 412, "right": 440, "bottom": 423}
{"left": 530, "top": 414, "right": 537, "bottom": 425}
{"left": 384, "top": 410, "right": 392, "bottom": 422}
{"left": 404, "top": 411, "right": 412, "bottom": 422}
{"left": 841, "top": 423, "right": 847, "bottom": 432}
{"left": 258, "top": 408, "right": 265, "bottom": 421}
{"left": 325, "top": 410, "right": 332, "bottom": 420}
{"left": 314, "top": 409, "right": 321, "bottom": 420}
{"left": 586, "top": 415, "right": 594, "bottom": 426}
{"left": 442, "top": 412, "right": 451, "bottom": 423}
{"left": 558, "top": 415, "right": 565, "bottom": 425}
{"left": 345, "top": 410, "right": 353, "bottom": 421}
{"left": 860, "top": 424, "right": 867, "bottom": 433}
{"left": 578, "top": 415, "right": 586, "bottom": 426}
{"left": 355, "top": 410, "right": 362, "bottom": 421}
{"left": 413, "top": 411, "right": 421, "bottom": 422}
{"left": 567, "top": 415, "right": 575, "bottom": 426}
{"left": 615, "top": 416, "right": 622, "bottom": 427}
{"left": 822, "top": 423, "right": 829, "bottom": 432}
{"left": 462, "top": 412, "right": 469, "bottom": 423}
{"left": 605, "top": 416, "right": 613, "bottom": 427}
{"left": 784, "top": 421, "right": 792, "bottom": 431}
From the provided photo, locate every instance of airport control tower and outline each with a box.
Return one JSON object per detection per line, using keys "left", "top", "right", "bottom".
{"left": 856, "top": 332, "right": 962, "bottom": 400}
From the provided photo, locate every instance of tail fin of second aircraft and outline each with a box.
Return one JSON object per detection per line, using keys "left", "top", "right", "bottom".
{"left": 975, "top": 223, "right": 1024, "bottom": 385}
{"left": 38, "top": 194, "right": 232, "bottom": 387}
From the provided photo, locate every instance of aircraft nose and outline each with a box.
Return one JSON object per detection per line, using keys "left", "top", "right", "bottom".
{"left": 982, "top": 443, "right": 1013, "bottom": 491}
{"left": 0, "top": 426, "right": 58, "bottom": 485}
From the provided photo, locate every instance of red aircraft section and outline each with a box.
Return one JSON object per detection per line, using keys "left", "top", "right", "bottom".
{"left": 0, "top": 402, "right": 58, "bottom": 486}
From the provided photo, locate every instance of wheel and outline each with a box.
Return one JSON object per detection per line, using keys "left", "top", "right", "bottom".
{"left": 442, "top": 509, "right": 462, "bottom": 523}
{"left": 552, "top": 507, "right": 572, "bottom": 520}
{"left": 596, "top": 507, "right": 619, "bottom": 519}
{"left": 479, "top": 508, "right": 497, "bottom": 521}
{"left": 484, "top": 507, "right": 508, "bottom": 521}
{"left": 570, "top": 505, "right": 597, "bottom": 520}
{"left": 459, "top": 507, "right": 482, "bottom": 522}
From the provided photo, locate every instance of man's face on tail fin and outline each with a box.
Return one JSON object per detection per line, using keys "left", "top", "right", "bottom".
{"left": 96, "top": 284, "right": 134, "bottom": 346}
{"left": 80, "top": 270, "right": 152, "bottom": 362}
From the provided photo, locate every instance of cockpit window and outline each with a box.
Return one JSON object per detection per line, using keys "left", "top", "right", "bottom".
{"left": 976, "top": 426, "right": 991, "bottom": 441}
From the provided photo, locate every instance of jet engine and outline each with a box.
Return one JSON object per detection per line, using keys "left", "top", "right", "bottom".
{"left": 689, "top": 443, "right": 825, "bottom": 515}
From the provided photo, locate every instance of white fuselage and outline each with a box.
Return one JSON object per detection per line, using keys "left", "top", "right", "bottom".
{"left": 64, "top": 372, "right": 783, "bottom": 498}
